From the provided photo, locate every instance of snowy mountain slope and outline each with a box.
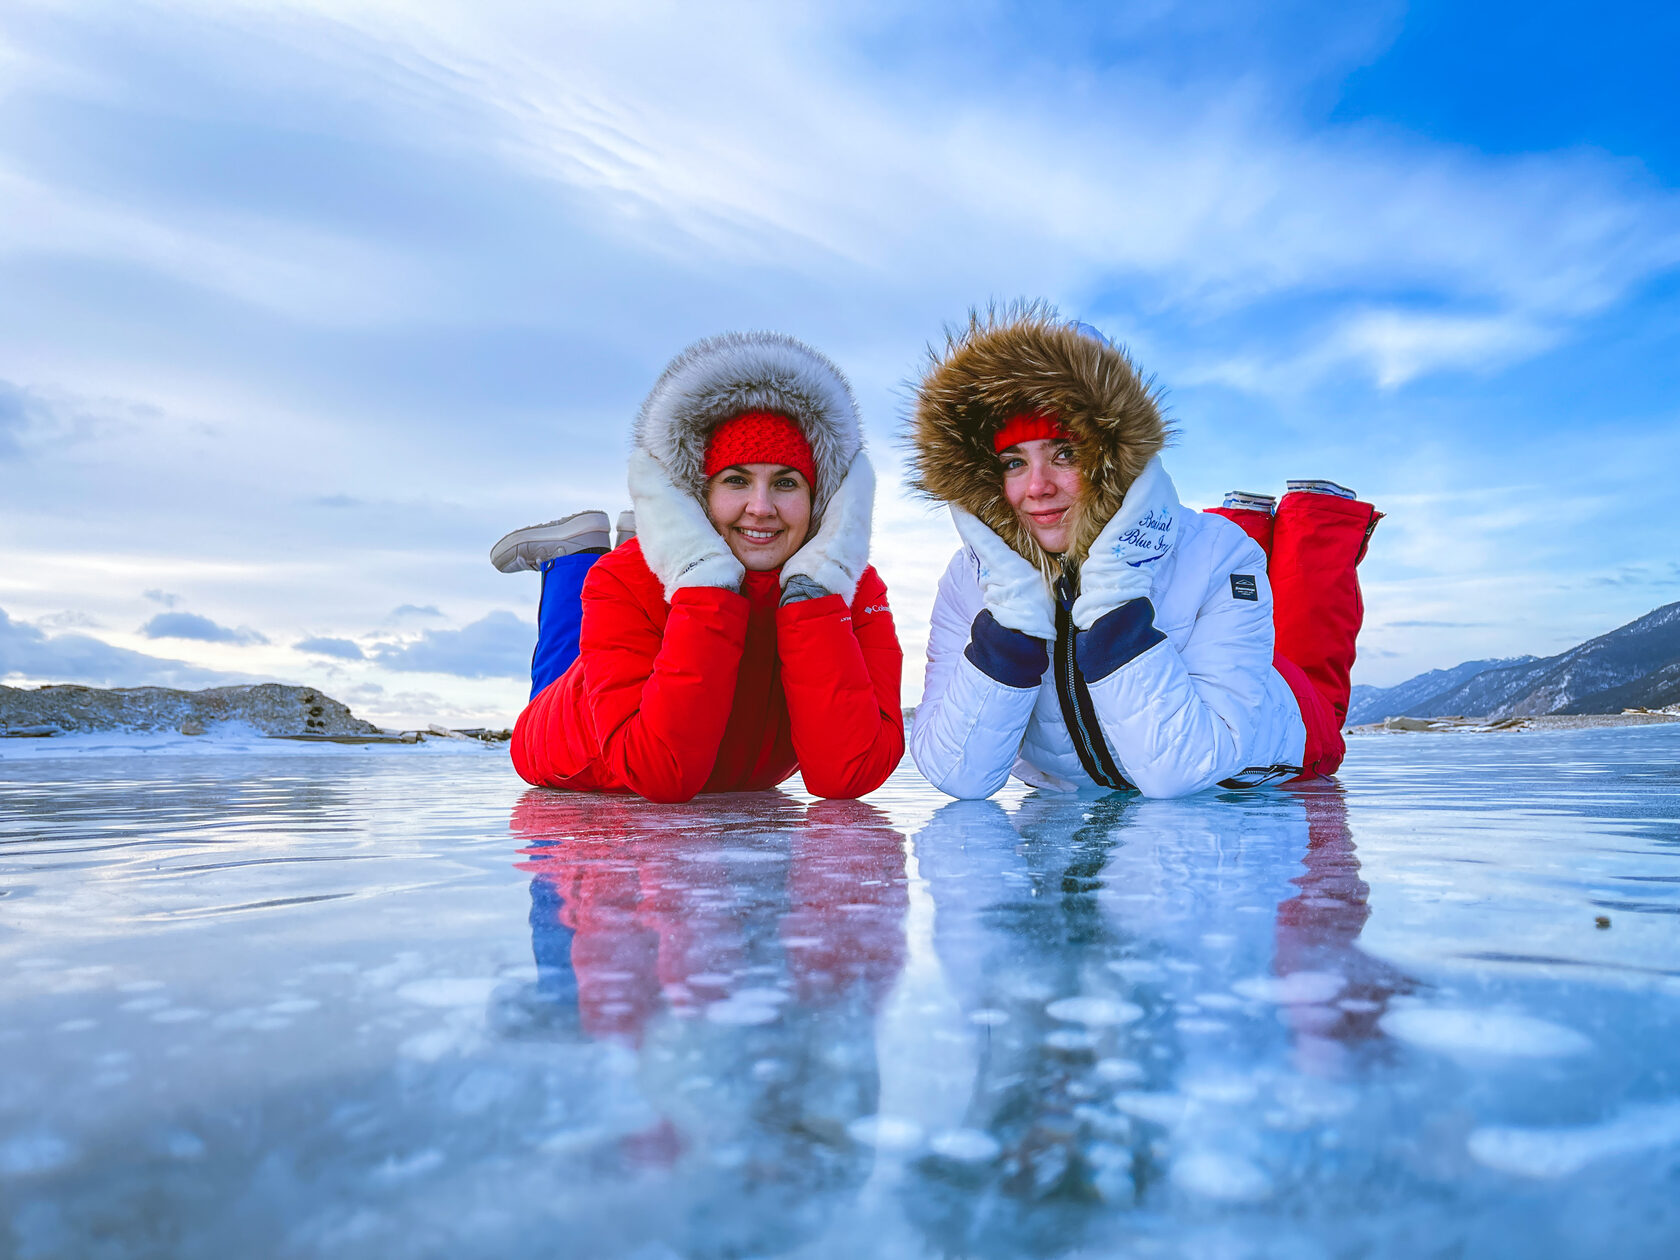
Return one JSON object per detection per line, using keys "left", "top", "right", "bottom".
{"left": 1558, "top": 653, "right": 1680, "bottom": 714}
{"left": 1405, "top": 601, "right": 1680, "bottom": 719}
{"left": 1347, "top": 657, "right": 1536, "bottom": 726}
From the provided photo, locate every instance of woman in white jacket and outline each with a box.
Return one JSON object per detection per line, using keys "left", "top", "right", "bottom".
{"left": 907, "top": 307, "right": 1380, "bottom": 800}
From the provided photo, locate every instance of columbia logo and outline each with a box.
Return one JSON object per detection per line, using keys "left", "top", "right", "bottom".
{"left": 862, "top": 604, "right": 890, "bottom": 616}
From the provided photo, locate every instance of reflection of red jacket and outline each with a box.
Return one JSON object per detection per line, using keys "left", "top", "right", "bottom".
{"left": 511, "top": 541, "right": 904, "bottom": 802}
{"left": 511, "top": 791, "right": 908, "bottom": 1045}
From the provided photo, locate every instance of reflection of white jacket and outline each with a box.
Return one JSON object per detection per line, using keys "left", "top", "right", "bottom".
{"left": 911, "top": 484, "right": 1306, "bottom": 800}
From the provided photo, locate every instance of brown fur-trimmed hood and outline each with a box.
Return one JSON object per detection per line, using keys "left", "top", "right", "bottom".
{"left": 906, "top": 304, "right": 1172, "bottom": 571}
{"left": 633, "top": 331, "right": 863, "bottom": 535}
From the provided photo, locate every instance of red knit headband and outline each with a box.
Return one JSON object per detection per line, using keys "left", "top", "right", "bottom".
{"left": 992, "top": 411, "right": 1070, "bottom": 453}
{"left": 704, "top": 411, "right": 818, "bottom": 490}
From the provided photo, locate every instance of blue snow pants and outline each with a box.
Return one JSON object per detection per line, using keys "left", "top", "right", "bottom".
{"left": 529, "top": 551, "right": 601, "bottom": 700}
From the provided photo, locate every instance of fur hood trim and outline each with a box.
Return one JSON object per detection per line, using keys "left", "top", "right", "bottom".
{"left": 633, "top": 331, "right": 864, "bottom": 532}
{"left": 906, "top": 303, "right": 1172, "bottom": 573}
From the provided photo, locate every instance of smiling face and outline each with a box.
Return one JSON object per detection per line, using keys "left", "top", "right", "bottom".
{"left": 1000, "top": 437, "right": 1083, "bottom": 554}
{"left": 705, "top": 463, "right": 813, "bottom": 571}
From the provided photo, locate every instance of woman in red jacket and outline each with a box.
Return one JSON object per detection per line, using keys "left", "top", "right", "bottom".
{"left": 497, "top": 332, "right": 904, "bottom": 803}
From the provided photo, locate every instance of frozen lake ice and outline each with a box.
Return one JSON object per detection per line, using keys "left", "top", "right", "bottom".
{"left": 3, "top": 726, "right": 1679, "bottom": 1258}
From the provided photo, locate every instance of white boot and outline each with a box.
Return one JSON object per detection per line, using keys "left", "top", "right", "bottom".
{"left": 614, "top": 509, "right": 637, "bottom": 548}
{"left": 489, "top": 510, "right": 611, "bottom": 573}
{"left": 1285, "top": 479, "right": 1356, "bottom": 499}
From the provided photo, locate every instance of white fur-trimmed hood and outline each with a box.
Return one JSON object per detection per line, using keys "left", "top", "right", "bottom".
{"left": 632, "top": 332, "right": 864, "bottom": 533}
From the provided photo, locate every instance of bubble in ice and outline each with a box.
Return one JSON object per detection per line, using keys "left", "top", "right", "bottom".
{"left": 1182, "top": 1073, "right": 1259, "bottom": 1105}
{"left": 1194, "top": 993, "right": 1244, "bottom": 1011}
{"left": 1467, "top": 1103, "right": 1680, "bottom": 1179}
{"left": 1231, "top": 972, "right": 1345, "bottom": 1004}
{"left": 371, "top": 1148, "right": 446, "bottom": 1182}
{"left": 1378, "top": 1008, "right": 1592, "bottom": 1059}
{"left": 1106, "top": 959, "right": 1164, "bottom": 981}
{"left": 846, "top": 1115, "right": 925, "bottom": 1151}
{"left": 705, "top": 997, "right": 780, "bottom": 1025}
{"left": 1094, "top": 1058, "right": 1145, "bottom": 1084}
{"left": 928, "top": 1128, "right": 1002, "bottom": 1163}
{"left": 158, "top": 1130, "right": 206, "bottom": 1161}
{"left": 968, "top": 1008, "right": 1009, "bottom": 1026}
{"left": 1171, "top": 1149, "right": 1272, "bottom": 1202}
{"left": 399, "top": 1029, "right": 461, "bottom": 1062}
{"left": 395, "top": 978, "right": 500, "bottom": 1008}
{"left": 729, "top": 986, "right": 789, "bottom": 1006}
{"left": 1175, "top": 1018, "right": 1228, "bottom": 1035}
{"left": 1114, "top": 1091, "right": 1190, "bottom": 1128}
{"left": 151, "top": 1008, "right": 206, "bottom": 1023}
{"left": 0, "top": 1131, "right": 77, "bottom": 1177}
{"left": 1045, "top": 996, "right": 1144, "bottom": 1027}
{"left": 1045, "top": 1028, "right": 1097, "bottom": 1051}
{"left": 1271, "top": 1077, "right": 1358, "bottom": 1120}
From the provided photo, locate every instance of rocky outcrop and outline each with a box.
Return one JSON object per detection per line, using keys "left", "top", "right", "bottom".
{"left": 0, "top": 683, "right": 381, "bottom": 737}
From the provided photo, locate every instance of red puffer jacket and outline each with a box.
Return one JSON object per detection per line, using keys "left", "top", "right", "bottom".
{"left": 511, "top": 540, "right": 904, "bottom": 802}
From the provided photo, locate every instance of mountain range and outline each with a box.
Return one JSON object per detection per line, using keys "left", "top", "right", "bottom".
{"left": 1348, "top": 600, "right": 1680, "bottom": 724}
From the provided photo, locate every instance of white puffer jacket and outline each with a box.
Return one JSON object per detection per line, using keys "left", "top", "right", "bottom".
{"left": 911, "top": 465, "right": 1306, "bottom": 799}
{"left": 904, "top": 306, "right": 1306, "bottom": 801}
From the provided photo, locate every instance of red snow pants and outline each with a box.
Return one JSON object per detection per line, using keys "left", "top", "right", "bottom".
{"left": 1205, "top": 492, "right": 1380, "bottom": 778}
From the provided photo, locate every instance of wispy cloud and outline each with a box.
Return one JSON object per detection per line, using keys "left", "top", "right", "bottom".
{"left": 370, "top": 611, "right": 533, "bottom": 679}
{"left": 295, "top": 635, "right": 365, "bottom": 661}
{"left": 140, "top": 611, "right": 268, "bottom": 646}
{"left": 1, "top": 606, "right": 244, "bottom": 688}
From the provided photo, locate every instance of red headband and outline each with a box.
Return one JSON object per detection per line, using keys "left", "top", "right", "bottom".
{"left": 992, "top": 411, "right": 1069, "bottom": 453}
{"left": 703, "top": 411, "right": 818, "bottom": 490}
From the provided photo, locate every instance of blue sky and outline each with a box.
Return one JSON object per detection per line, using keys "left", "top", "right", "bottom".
{"left": 2, "top": 0, "right": 1677, "bottom": 726}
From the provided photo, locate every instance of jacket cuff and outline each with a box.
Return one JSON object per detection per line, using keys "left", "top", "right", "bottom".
{"left": 964, "top": 609, "right": 1048, "bottom": 688}
{"left": 1075, "top": 598, "right": 1167, "bottom": 681}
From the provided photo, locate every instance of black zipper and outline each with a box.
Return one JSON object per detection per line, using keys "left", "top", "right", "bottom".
{"left": 1052, "top": 572, "right": 1133, "bottom": 792}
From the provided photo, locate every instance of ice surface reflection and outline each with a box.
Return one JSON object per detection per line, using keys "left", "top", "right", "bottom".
{"left": 2, "top": 727, "right": 1679, "bottom": 1257}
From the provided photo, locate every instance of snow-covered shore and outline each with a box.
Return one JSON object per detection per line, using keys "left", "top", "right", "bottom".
{"left": 0, "top": 724, "right": 506, "bottom": 760}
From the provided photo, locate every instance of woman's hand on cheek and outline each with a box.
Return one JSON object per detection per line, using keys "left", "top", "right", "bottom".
{"left": 1070, "top": 455, "right": 1178, "bottom": 629}
{"left": 627, "top": 451, "right": 746, "bottom": 597}
{"left": 780, "top": 452, "right": 874, "bottom": 604}
{"left": 951, "top": 506, "right": 1056, "bottom": 641}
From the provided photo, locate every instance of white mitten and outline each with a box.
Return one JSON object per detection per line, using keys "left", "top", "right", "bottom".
{"left": 627, "top": 450, "right": 745, "bottom": 599}
{"left": 1070, "top": 454, "right": 1179, "bottom": 630}
{"left": 951, "top": 506, "right": 1056, "bottom": 641}
{"left": 780, "top": 451, "right": 874, "bottom": 603}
